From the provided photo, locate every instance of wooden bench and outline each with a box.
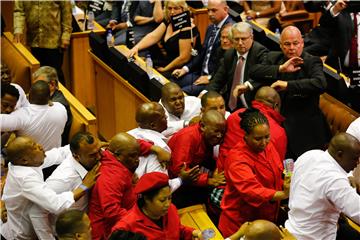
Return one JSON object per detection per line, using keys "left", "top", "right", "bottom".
{"left": 178, "top": 204, "right": 224, "bottom": 240}
{"left": 1, "top": 32, "right": 97, "bottom": 142}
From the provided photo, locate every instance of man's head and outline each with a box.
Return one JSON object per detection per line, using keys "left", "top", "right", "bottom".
{"left": 136, "top": 102, "right": 168, "bottom": 133}
{"left": 33, "top": 66, "right": 59, "bottom": 96}
{"left": 28, "top": 80, "right": 50, "bottom": 105}
{"left": 56, "top": 210, "right": 92, "bottom": 240}
{"left": 200, "top": 110, "right": 226, "bottom": 146}
{"left": 1, "top": 63, "right": 11, "bottom": 86}
{"left": 6, "top": 136, "right": 45, "bottom": 167}
{"left": 254, "top": 86, "right": 281, "bottom": 112}
{"left": 201, "top": 91, "right": 226, "bottom": 117}
{"left": 243, "top": 220, "right": 282, "bottom": 240}
{"left": 229, "top": 22, "right": 254, "bottom": 55}
{"left": 70, "top": 132, "right": 102, "bottom": 171}
{"left": 280, "top": 26, "right": 304, "bottom": 59}
{"left": 328, "top": 133, "right": 360, "bottom": 172}
{"left": 108, "top": 133, "right": 140, "bottom": 172}
{"left": 161, "top": 82, "right": 185, "bottom": 118}
{"left": 1, "top": 84, "right": 19, "bottom": 114}
{"left": 220, "top": 24, "right": 233, "bottom": 50}
{"left": 207, "top": 0, "right": 229, "bottom": 24}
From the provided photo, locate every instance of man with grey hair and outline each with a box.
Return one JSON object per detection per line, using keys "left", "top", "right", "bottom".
{"left": 33, "top": 66, "right": 72, "bottom": 145}
{"left": 205, "top": 22, "right": 268, "bottom": 111}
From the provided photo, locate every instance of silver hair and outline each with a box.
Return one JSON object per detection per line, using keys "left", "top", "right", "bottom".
{"left": 33, "top": 66, "right": 59, "bottom": 86}
{"left": 228, "top": 22, "right": 253, "bottom": 40}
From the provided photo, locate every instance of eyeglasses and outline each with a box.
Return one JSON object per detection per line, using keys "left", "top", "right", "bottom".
{"left": 232, "top": 35, "right": 252, "bottom": 43}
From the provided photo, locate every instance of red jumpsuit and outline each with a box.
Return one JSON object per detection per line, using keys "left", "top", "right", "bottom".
{"left": 111, "top": 203, "right": 195, "bottom": 240}
{"left": 218, "top": 140, "right": 284, "bottom": 237}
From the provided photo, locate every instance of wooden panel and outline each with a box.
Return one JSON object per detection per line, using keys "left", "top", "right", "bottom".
{"left": 191, "top": 8, "right": 210, "bottom": 44}
{"left": 178, "top": 204, "right": 224, "bottom": 240}
{"left": 1, "top": 1, "right": 14, "bottom": 33}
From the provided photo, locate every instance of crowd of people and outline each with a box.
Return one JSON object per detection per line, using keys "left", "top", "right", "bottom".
{"left": 1, "top": 0, "right": 360, "bottom": 240}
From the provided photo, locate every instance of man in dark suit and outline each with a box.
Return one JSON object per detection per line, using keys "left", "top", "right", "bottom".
{"left": 172, "top": 0, "right": 235, "bottom": 96}
{"left": 250, "top": 26, "right": 331, "bottom": 159}
{"left": 206, "top": 22, "right": 268, "bottom": 111}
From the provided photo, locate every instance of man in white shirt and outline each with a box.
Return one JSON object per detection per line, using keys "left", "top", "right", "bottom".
{"left": 347, "top": 117, "right": 360, "bottom": 141}
{"left": 0, "top": 80, "right": 67, "bottom": 151}
{"left": 29, "top": 132, "right": 103, "bottom": 240}
{"left": 285, "top": 133, "right": 360, "bottom": 240}
{"left": 159, "top": 82, "right": 201, "bottom": 137}
{"left": 1, "top": 136, "right": 99, "bottom": 240}
{"left": 128, "top": 102, "right": 199, "bottom": 192}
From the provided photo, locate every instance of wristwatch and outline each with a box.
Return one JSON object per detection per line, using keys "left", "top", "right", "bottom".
{"left": 256, "top": 12, "right": 260, "bottom": 17}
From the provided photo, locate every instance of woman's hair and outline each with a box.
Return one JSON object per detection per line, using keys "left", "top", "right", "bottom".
{"left": 239, "top": 108, "right": 269, "bottom": 134}
{"left": 137, "top": 184, "right": 170, "bottom": 208}
{"left": 164, "top": 0, "right": 189, "bottom": 21}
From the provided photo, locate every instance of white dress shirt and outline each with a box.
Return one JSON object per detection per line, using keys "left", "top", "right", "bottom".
{"left": 285, "top": 150, "right": 360, "bottom": 240}
{"left": 0, "top": 102, "right": 67, "bottom": 151}
{"left": 160, "top": 96, "right": 201, "bottom": 137}
{"left": 347, "top": 117, "right": 360, "bottom": 141}
{"left": 29, "top": 153, "right": 88, "bottom": 240}
{"left": 127, "top": 127, "right": 182, "bottom": 192}
{"left": 1, "top": 146, "right": 74, "bottom": 240}
{"left": 12, "top": 83, "right": 30, "bottom": 110}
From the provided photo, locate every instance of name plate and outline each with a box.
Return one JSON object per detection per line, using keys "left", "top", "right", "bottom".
{"left": 171, "top": 11, "right": 191, "bottom": 31}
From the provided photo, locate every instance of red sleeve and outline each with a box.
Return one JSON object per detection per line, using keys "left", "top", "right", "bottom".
{"left": 137, "top": 139, "right": 154, "bottom": 156}
{"left": 227, "top": 154, "right": 276, "bottom": 206}
{"left": 180, "top": 225, "right": 195, "bottom": 240}
{"left": 168, "top": 134, "right": 208, "bottom": 187}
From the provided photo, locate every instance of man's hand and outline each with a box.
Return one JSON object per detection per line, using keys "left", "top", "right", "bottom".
{"left": 151, "top": 146, "right": 171, "bottom": 168}
{"left": 271, "top": 80, "right": 288, "bottom": 92}
{"left": 232, "top": 84, "right": 249, "bottom": 98}
{"left": 82, "top": 162, "right": 101, "bottom": 188}
{"left": 179, "top": 163, "right": 200, "bottom": 183}
{"left": 172, "top": 68, "right": 187, "bottom": 78}
{"left": 61, "top": 39, "right": 70, "bottom": 49}
{"left": 207, "top": 168, "right": 226, "bottom": 187}
{"left": 128, "top": 46, "right": 139, "bottom": 58}
{"left": 349, "top": 163, "right": 360, "bottom": 193}
{"left": 283, "top": 174, "right": 291, "bottom": 197}
{"left": 279, "top": 57, "right": 303, "bottom": 73}
{"left": 192, "top": 229, "right": 202, "bottom": 239}
{"left": 332, "top": 0, "right": 348, "bottom": 15}
{"left": 13, "top": 33, "right": 23, "bottom": 43}
{"left": 279, "top": 226, "right": 297, "bottom": 240}
{"left": 193, "top": 75, "right": 210, "bottom": 86}
{"left": 106, "top": 20, "right": 117, "bottom": 29}
{"left": 1, "top": 200, "right": 7, "bottom": 223}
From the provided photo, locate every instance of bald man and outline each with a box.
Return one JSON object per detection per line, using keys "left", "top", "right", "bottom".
{"left": 0, "top": 80, "right": 67, "bottom": 150}
{"left": 285, "top": 133, "right": 360, "bottom": 240}
{"left": 250, "top": 26, "right": 330, "bottom": 159}
{"left": 168, "top": 110, "right": 226, "bottom": 208}
{"left": 160, "top": 82, "right": 201, "bottom": 137}
{"left": 89, "top": 133, "right": 141, "bottom": 240}
{"left": 2, "top": 136, "right": 98, "bottom": 240}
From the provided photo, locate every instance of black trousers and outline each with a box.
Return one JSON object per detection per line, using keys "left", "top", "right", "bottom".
{"left": 31, "top": 47, "right": 65, "bottom": 85}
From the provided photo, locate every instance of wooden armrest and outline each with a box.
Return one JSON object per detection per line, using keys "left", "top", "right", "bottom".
{"left": 279, "top": 10, "right": 309, "bottom": 21}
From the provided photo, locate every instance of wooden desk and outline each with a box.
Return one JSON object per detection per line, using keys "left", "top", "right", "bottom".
{"left": 68, "top": 15, "right": 106, "bottom": 112}
{"left": 178, "top": 204, "right": 224, "bottom": 240}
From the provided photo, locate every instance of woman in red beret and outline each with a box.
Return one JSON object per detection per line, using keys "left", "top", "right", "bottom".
{"left": 111, "top": 172, "right": 202, "bottom": 240}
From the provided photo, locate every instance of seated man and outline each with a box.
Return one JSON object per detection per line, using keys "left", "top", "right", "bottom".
{"left": 168, "top": 110, "right": 226, "bottom": 208}
{"left": 56, "top": 209, "right": 91, "bottom": 240}
{"left": 0, "top": 81, "right": 67, "bottom": 151}
{"left": 33, "top": 66, "right": 73, "bottom": 145}
{"left": 160, "top": 82, "right": 201, "bottom": 137}
{"left": 29, "top": 132, "right": 102, "bottom": 240}
{"left": 1, "top": 136, "right": 98, "bottom": 240}
{"left": 285, "top": 133, "right": 360, "bottom": 240}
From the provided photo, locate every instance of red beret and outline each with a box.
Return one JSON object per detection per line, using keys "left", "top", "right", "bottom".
{"left": 135, "top": 172, "right": 169, "bottom": 194}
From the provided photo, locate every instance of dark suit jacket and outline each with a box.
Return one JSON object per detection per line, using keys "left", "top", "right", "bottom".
{"left": 249, "top": 51, "right": 331, "bottom": 158}
{"left": 185, "top": 15, "right": 235, "bottom": 74}
{"left": 207, "top": 41, "right": 268, "bottom": 109}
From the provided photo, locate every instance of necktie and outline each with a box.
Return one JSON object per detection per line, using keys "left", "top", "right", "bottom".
{"left": 350, "top": 13, "right": 358, "bottom": 68}
{"left": 228, "top": 56, "right": 248, "bottom": 111}
{"left": 202, "top": 25, "right": 218, "bottom": 74}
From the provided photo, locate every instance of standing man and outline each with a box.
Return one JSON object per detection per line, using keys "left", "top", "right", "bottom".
{"left": 13, "top": 0, "right": 72, "bottom": 85}
{"left": 285, "top": 133, "right": 360, "bottom": 240}
{"left": 250, "top": 26, "right": 330, "bottom": 159}
{"left": 172, "top": 0, "right": 234, "bottom": 96}
{"left": 206, "top": 22, "right": 268, "bottom": 111}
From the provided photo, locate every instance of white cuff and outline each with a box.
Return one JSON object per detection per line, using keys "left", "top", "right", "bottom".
{"left": 182, "top": 66, "right": 190, "bottom": 73}
{"left": 126, "top": 20, "right": 133, "bottom": 28}
{"left": 244, "top": 81, "right": 254, "bottom": 91}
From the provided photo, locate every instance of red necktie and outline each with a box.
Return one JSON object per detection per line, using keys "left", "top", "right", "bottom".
{"left": 350, "top": 13, "right": 358, "bottom": 68}
{"left": 229, "top": 56, "right": 245, "bottom": 111}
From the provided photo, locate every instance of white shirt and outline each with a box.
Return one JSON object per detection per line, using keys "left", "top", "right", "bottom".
{"left": 347, "top": 117, "right": 360, "bottom": 141}
{"left": 160, "top": 96, "right": 201, "bottom": 137}
{"left": 1, "top": 146, "right": 74, "bottom": 240}
{"left": 12, "top": 83, "right": 30, "bottom": 110}
{"left": 0, "top": 102, "right": 67, "bottom": 151}
{"left": 285, "top": 150, "right": 360, "bottom": 240}
{"left": 29, "top": 153, "right": 88, "bottom": 240}
{"left": 127, "top": 127, "right": 182, "bottom": 192}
